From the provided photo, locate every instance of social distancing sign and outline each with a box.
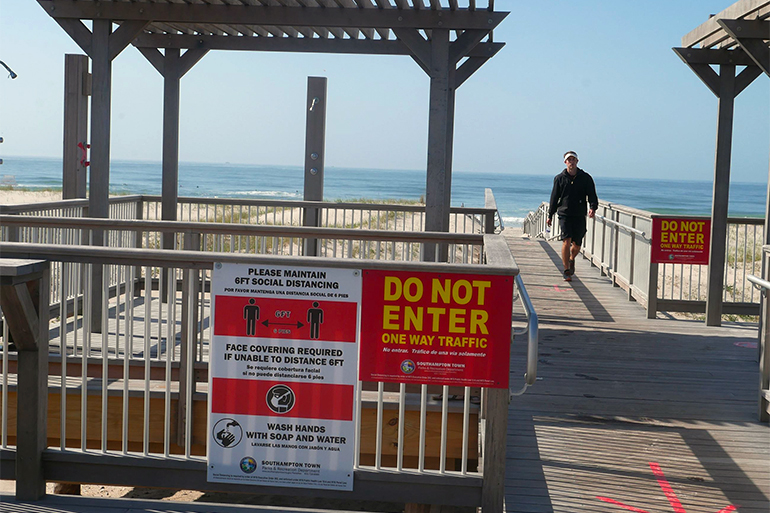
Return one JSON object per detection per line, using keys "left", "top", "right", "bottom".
{"left": 208, "top": 263, "right": 360, "bottom": 491}
{"left": 209, "top": 264, "right": 515, "bottom": 491}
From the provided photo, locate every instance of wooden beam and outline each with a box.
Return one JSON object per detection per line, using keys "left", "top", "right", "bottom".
{"left": 0, "top": 281, "right": 39, "bottom": 351}
{"left": 392, "top": 28, "right": 430, "bottom": 72}
{"left": 108, "top": 20, "right": 148, "bottom": 61}
{"left": 455, "top": 55, "right": 486, "bottom": 88}
{"left": 448, "top": 29, "right": 487, "bottom": 64}
{"left": 673, "top": 48, "right": 721, "bottom": 96}
{"left": 134, "top": 33, "right": 409, "bottom": 54}
{"left": 39, "top": 0, "right": 509, "bottom": 31}
{"left": 682, "top": 0, "right": 770, "bottom": 47}
{"left": 54, "top": 18, "right": 93, "bottom": 58}
{"left": 717, "top": 19, "right": 770, "bottom": 76}
{"left": 178, "top": 48, "right": 209, "bottom": 79}
{"left": 672, "top": 47, "right": 756, "bottom": 66}
{"left": 137, "top": 47, "right": 165, "bottom": 75}
{"left": 735, "top": 65, "right": 763, "bottom": 95}
{"left": 131, "top": 32, "right": 505, "bottom": 58}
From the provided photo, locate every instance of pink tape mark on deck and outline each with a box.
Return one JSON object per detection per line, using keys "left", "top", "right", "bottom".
{"left": 596, "top": 496, "right": 650, "bottom": 513}
{"left": 649, "top": 462, "right": 686, "bottom": 513}
{"left": 598, "top": 462, "right": 738, "bottom": 513}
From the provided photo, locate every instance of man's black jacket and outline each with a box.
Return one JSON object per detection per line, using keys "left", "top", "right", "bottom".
{"left": 548, "top": 168, "right": 598, "bottom": 220}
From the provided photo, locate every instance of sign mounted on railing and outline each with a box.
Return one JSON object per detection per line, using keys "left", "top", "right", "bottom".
{"left": 208, "top": 263, "right": 360, "bottom": 491}
{"left": 358, "top": 270, "right": 513, "bottom": 388}
{"left": 651, "top": 217, "right": 711, "bottom": 265}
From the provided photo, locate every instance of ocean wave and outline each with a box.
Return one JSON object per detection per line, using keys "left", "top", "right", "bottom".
{"left": 502, "top": 216, "right": 525, "bottom": 226}
{"left": 229, "top": 190, "right": 301, "bottom": 198}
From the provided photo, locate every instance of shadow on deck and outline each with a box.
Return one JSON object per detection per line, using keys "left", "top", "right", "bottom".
{"left": 504, "top": 229, "right": 769, "bottom": 513}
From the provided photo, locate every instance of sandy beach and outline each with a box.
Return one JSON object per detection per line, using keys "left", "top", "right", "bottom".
{"left": 0, "top": 189, "right": 63, "bottom": 205}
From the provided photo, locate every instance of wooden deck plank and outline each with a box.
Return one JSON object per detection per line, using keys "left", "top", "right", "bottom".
{"left": 503, "top": 228, "right": 769, "bottom": 513}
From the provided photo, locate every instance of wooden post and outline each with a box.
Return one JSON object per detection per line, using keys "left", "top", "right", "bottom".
{"left": 483, "top": 190, "right": 496, "bottom": 235}
{"left": 705, "top": 64, "right": 736, "bottom": 327}
{"left": 303, "top": 77, "right": 327, "bottom": 257}
{"left": 760, "top": 162, "right": 770, "bottom": 422}
{"left": 0, "top": 259, "right": 50, "bottom": 500}
{"left": 628, "top": 217, "right": 636, "bottom": 301}
{"left": 424, "top": 29, "right": 451, "bottom": 262}
{"left": 162, "top": 49, "right": 181, "bottom": 232}
{"left": 480, "top": 388, "right": 507, "bottom": 513}
{"left": 760, "top": 259, "right": 770, "bottom": 422}
{"left": 647, "top": 261, "right": 659, "bottom": 320}
{"left": 88, "top": 19, "right": 113, "bottom": 332}
{"left": 62, "top": 54, "right": 89, "bottom": 200}
{"left": 160, "top": 49, "right": 182, "bottom": 303}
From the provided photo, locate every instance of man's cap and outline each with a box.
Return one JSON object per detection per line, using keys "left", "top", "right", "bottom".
{"left": 563, "top": 151, "right": 578, "bottom": 162}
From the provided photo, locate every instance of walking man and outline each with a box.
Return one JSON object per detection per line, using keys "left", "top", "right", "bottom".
{"left": 547, "top": 151, "right": 598, "bottom": 282}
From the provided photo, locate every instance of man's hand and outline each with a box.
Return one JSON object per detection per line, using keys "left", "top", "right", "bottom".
{"left": 588, "top": 209, "right": 595, "bottom": 218}
{"left": 546, "top": 218, "right": 552, "bottom": 227}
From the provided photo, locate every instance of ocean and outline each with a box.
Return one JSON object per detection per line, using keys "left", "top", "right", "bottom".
{"left": 1, "top": 156, "right": 766, "bottom": 226}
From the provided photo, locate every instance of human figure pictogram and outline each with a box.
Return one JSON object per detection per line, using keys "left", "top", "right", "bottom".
{"left": 243, "top": 298, "right": 260, "bottom": 336}
{"left": 307, "top": 301, "right": 324, "bottom": 339}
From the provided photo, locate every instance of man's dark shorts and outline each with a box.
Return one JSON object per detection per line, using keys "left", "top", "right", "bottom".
{"left": 558, "top": 215, "right": 587, "bottom": 246}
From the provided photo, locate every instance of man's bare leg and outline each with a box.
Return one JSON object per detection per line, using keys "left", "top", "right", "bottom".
{"left": 571, "top": 243, "right": 581, "bottom": 261}
{"left": 562, "top": 238, "right": 572, "bottom": 271}
{"left": 569, "top": 243, "right": 581, "bottom": 275}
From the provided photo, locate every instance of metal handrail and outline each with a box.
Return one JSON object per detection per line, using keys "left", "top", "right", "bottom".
{"left": 510, "top": 274, "right": 538, "bottom": 398}
{"left": 595, "top": 214, "right": 649, "bottom": 241}
{"left": 748, "top": 274, "right": 770, "bottom": 292}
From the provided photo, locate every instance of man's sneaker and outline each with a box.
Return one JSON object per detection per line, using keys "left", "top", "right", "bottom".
{"left": 563, "top": 271, "right": 572, "bottom": 282}
{"left": 569, "top": 259, "right": 575, "bottom": 275}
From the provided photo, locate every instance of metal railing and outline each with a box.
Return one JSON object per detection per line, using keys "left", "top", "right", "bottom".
{"left": 510, "top": 275, "right": 538, "bottom": 398}
{"left": 523, "top": 200, "right": 764, "bottom": 318}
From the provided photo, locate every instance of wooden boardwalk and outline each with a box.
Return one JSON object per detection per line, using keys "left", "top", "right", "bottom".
{"left": 504, "top": 229, "right": 769, "bottom": 513}
{"left": 2, "top": 230, "right": 769, "bottom": 513}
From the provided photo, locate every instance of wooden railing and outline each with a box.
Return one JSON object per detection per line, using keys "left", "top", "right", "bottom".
{"left": 748, "top": 245, "right": 770, "bottom": 423}
{"left": 0, "top": 189, "right": 521, "bottom": 512}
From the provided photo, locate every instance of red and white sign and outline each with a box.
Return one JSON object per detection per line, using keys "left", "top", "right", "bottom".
{"left": 208, "top": 263, "right": 360, "bottom": 491}
{"left": 359, "top": 270, "right": 514, "bottom": 388}
{"left": 651, "top": 217, "right": 711, "bottom": 265}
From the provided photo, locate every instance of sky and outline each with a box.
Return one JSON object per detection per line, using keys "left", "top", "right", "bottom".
{"left": 0, "top": 0, "right": 768, "bottom": 183}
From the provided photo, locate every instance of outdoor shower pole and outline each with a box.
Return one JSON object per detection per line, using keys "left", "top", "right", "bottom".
{"left": 303, "top": 77, "right": 327, "bottom": 257}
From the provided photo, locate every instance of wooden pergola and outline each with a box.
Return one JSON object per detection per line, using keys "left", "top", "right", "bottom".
{"left": 674, "top": 0, "right": 769, "bottom": 326}
{"left": 38, "top": 0, "right": 508, "bottom": 259}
